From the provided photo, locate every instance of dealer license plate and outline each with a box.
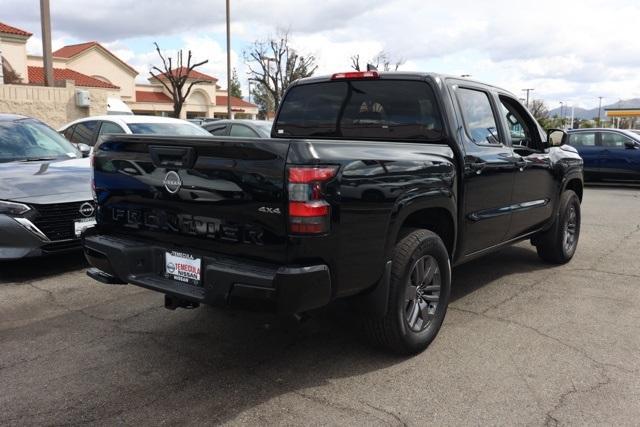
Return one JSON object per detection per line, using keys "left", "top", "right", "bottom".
{"left": 74, "top": 217, "right": 96, "bottom": 237}
{"left": 164, "top": 251, "right": 202, "bottom": 286}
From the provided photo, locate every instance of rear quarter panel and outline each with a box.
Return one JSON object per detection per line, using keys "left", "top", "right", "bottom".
{"left": 287, "top": 140, "right": 456, "bottom": 297}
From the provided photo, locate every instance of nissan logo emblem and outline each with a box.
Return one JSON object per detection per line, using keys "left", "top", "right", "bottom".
{"left": 79, "top": 202, "right": 95, "bottom": 217}
{"left": 163, "top": 171, "right": 182, "bottom": 194}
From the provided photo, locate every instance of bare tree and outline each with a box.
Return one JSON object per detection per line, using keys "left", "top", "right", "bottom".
{"left": 149, "top": 42, "right": 209, "bottom": 118}
{"left": 529, "top": 99, "right": 549, "bottom": 121}
{"left": 244, "top": 30, "right": 318, "bottom": 113}
{"left": 2, "top": 56, "right": 23, "bottom": 84}
{"left": 350, "top": 50, "right": 405, "bottom": 72}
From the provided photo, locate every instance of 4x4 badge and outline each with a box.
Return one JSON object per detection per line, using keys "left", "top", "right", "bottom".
{"left": 258, "top": 206, "right": 281, "bottom": 215}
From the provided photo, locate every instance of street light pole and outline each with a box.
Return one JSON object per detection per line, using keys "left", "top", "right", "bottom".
{"left": 40, "top": 0, "right": 54, "bottom": 87}
{"left": 598, "top": 96, "right": 604, "bottom": 126}
{"left": 522, "top": 88, "right": 534, "bottom": 108}
{"left": 225, "top": 0, "right": 231, "bottom": 119}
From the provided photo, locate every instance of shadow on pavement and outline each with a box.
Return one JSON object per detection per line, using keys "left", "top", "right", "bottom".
{"left": 0, "top": 250, "right": 87, "bottom": 284}
{"left": 71, "top": 243, "right": 556, "bottom": 424}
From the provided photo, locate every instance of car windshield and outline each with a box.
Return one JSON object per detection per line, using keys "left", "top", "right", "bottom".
{"left": 127, "top": 122, "right": 210, "bottom": 136}
{"left": 0, "top": 118, "right": 79, "bottom": 163}
{"left": 274, "top": 80, "right": 444, "bottom": 141}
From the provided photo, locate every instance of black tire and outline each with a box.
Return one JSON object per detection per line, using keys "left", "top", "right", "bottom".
{"left": 364, "top": 229, "right": 451, "bottom": 355}
{"left": 533, "top": 190, "right": 581, "bottom": 264}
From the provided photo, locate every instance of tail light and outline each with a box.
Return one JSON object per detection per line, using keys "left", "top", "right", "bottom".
{"left": 287, "top": 165, "right": 338, "bottom": 234}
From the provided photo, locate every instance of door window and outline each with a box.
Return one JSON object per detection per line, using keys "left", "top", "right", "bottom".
{"left": 207, "top": 125, "right": 228, "bottom": 136}
{"left": 62, "top": 125, "right": 75, "bottom": 141}
{"left": 69, "top": 121, "right": 99, "bottom": 146}
{"left": 456, "top": 88, "right": 501, "bottom": 144}
{"left": 98, "top": 121, "right": 126, "bottom": 135}
{"left": 230, "top": 124, "right": 259, "bottom": 138}
{"left": 568, "top": 132, "right": 596, "bottom": 147}
{"left": 601, "top": 132, "right": 632, "bottom": 149}
{"left": 499, "top": 95, "right": 544, "bottom": 151}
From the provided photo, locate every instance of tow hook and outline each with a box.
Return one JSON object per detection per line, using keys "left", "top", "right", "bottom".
{"left": 164, "top": 295, "right": 200, "bottom": 310}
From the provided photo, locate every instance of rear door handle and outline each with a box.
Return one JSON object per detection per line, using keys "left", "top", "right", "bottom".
{"left": 468, "top": 161, "right": 487, "bottom": 174}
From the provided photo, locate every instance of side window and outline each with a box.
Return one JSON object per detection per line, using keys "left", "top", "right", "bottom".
{"left": 62, "top": 125, "right": 75, "bottom": 141}
{"left": 70, "top": 121, "right": 99, "bottom": 146}
{"left": 230, "top": 124, "right": 259, "bottom": 138}
{"left": 499, "top": 95, "right": 543, "bottom": 151}
{"left": 98, "top": 121, "right": 126, "bottom": 135}
{"left": 568, "top": 132, "right": 596, "bottom": 147}
{"left": 207, "top": 125, "right": 228, "bottom": 136}
{"left": 600, "top": 132, "right": 630, "bottom": 149}
{"left": 456, "top": 88, "right": 501, "bottom": 144}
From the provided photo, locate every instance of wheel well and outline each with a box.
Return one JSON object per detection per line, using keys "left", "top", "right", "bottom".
{"left": 398, "top": 208, "right": 455, "bottom": 256}
{"left": 566, "top": 178, "right": 583, "bottom": 201}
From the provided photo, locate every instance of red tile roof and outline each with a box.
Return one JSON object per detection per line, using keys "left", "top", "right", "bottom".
{"left": 0, "top": 22, "right": 32, "bottom": 37}
{"left": 135, "top": 90, "right": 172, "bottom": 103}
{"left": 53, "top": 41, "right": 138, "bottom": 74}
{"left": 216, "top": 95, "right": 257, "bottom": 110}
{"left": 153, "top": 67, "right": 218, "bottom": 82}
{"left": 28, "top": 66, "right": 119, "bottom": 89}
{"left": 52, "top": 41, "right": 99, "bottom": 58}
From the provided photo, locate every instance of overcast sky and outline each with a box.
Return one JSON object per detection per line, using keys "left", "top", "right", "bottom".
{"left": 5, "top": 0, "right": 639, "bottom": 108}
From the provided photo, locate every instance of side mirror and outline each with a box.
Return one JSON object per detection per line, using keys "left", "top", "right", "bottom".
{"left": 624, "top": 140, "right": 637, "bottom": 149}
{"left": 547, "top": 129, "right": 567, "bottom": 147}
{"left": 76, "top": 143, "right": 91, "bottom": 158}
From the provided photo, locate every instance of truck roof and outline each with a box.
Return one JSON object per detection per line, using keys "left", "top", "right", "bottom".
{"left": 292, "top": 71, "right": 516, "bottom": 98}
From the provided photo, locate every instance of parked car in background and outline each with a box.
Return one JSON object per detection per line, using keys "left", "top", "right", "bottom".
{"left": 567, "top": 128, "right": 640, "bottom": 182}
{"left": 203, "top": 119, "right": 272, "bottom": 138}
{"left": 0, "top": 114, "right": 95, "bottom": 259}
{"left": 59, "top": 115, "right": 210, "bottom": 147}
{"left": 187, "top": 117, "right": 219, "bottom": 126}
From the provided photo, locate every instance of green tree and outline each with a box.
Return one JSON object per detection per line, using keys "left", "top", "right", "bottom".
{"left": 229, "top": 68, "right": 242, "bottom": 98}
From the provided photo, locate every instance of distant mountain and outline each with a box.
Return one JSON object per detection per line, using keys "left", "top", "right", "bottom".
{"left": 548, "top": 98, "right": 640, "bottom": 120}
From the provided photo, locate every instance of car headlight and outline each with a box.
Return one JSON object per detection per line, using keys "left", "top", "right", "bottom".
{"left": 0, "top": 200, "right": 31, "bottom": 215}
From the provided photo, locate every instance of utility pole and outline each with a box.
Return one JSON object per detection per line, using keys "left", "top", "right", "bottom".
{"left": 247, "top": 78, "right": 252, "bottom": 104}
{"left": 597, "top": 96, "right": 604, "bottom": 126}
{"left": 40, "top": 0, "right": 54, "bottom": 86}
{"left": 225, "top": 0, "right": 231, "bottom": 118}
{"left": 522, "top": 88, "right": 534, "bottom": 108}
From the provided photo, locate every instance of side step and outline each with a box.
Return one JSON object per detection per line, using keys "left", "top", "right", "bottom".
{"left": 86, "top": 268, "right": 127, "bottom": 285}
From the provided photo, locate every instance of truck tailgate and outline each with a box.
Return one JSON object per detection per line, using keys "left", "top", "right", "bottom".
{"left": 93, "top": 135, "right": 291, "bottom": 263}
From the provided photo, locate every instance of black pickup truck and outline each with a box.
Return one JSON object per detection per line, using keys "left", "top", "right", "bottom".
{"left": 83, "top": 71, "right": 583, "bottom": 354}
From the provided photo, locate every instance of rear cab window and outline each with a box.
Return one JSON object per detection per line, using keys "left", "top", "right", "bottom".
{"left": 274, "top": 79, "right": 444, "bottom": 142}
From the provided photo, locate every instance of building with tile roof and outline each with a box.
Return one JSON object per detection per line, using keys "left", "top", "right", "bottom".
{"left": 1, "top": 21, "right": 258, "bottom": 120}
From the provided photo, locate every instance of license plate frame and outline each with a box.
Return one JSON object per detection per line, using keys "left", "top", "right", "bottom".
{"left": 164, "top": 251, "right": 202, "bottom": 286}
{"left": 74, "top": 217, "right": 96, "bottom": 237}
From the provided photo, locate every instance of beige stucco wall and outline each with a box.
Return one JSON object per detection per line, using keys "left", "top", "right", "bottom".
{"left": 0, "top": 81, "right": 113, "bottom": 128}
{"left": 27, "top": 55, "right": 67, "bottom": 68}
{"left": 66, "top": 49, "right": 137, "bottom": 99}
{"left": 0, "top": 37, "right": 28, "bottom": 82}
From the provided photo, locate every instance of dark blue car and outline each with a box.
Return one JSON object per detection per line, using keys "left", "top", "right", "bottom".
{"left": 567, "top": 128, "right": 640, "bottom": 182}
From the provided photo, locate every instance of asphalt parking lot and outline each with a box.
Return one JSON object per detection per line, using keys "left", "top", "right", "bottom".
{"left": 1, "top": 186, "right": 639, "bottom": 426}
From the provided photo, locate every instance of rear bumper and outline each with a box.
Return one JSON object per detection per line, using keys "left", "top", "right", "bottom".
{"left": 82, "top": 233, "right": 332, "bottom": 314}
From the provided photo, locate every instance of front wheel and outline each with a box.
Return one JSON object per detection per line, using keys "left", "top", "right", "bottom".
{"left": 364, "top": 229, "right": 451, "bottom": 355}
{"left": 533, "top": 190, "right": 581, "bottom": 264}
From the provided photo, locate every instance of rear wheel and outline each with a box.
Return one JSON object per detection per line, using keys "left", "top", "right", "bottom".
{"left": 364, "top": 229, "right": 451, "bottom": 355}
{"left": 533, "top": 190, "right": 581, "bottom": 264}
